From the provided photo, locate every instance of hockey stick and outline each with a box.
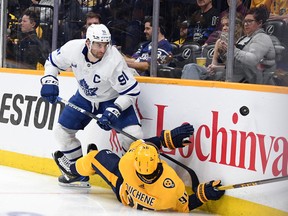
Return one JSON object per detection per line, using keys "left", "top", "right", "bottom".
{"left": 217, "top": 175, "right": 288, "bottom": 191}
{"left": 160, "top": 153, "right": 199, "bottom": 190}
{"left": 57, "top": 97, "right": 138, "bottom": 141}
{"left": 56, "top": 96, "right": 288, "bottom": 192}
{"left": 57, "top": 96, "right": 199, "bottom": 189}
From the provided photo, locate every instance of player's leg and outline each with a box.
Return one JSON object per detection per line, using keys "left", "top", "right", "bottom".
{"left": 99, "top": 100, "right": 143, "bottom": 152}
{"left": 52, "top": 150, "right": 90, "bottom": 188}
{"left": 54, "top": 148, "right": 123, "bottom": 202}
{"left": 54, "top": 124, "right": 91, "bottom": 187}
{"left": 118, "top": 124, "right": 143, "bottom": 151}
{"left": 116, "top": 104, "right": 143, "bottom": 151}
{"left": 54, "top": 124, "right": 82, "bottom": 161}
{"left": 84, "top": 149, "right": 123, "bottom": 201}
{"left": 55, "top": 91, "right": 95, "bottom": 187}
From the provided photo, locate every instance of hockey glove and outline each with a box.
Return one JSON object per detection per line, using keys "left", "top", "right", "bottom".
{"left": 97, "top": 105, "right": 122, "bottom": 131}
{"left": 40, "top": 75, "right": 59, "bottom": 104}
{"left": 196, "top": 180, "right": 225, "bottom": 203}
{"left": 160, "top": 123, "right": 194, "bottom": 149}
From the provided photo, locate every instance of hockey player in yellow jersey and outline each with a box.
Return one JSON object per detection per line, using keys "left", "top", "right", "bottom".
{"left": 53, "top": 123, "right": 225, "bottom": 212}
{"left": 119, "top": 141, "right": 192, "bottom": 211}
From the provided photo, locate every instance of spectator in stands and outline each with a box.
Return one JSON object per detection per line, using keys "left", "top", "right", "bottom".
{"left": 80, "top": 11, "right": 102, "bottom": 38}
{"left": 85, "top": 11, "right": 101, "bottom": 25}
{"left": 205, "top": 0, "right": 248, "bottom": 45}
{"left": 124, "top": 16, "right": 172, "bottom": 76}
{"left": 187, "top": 0, "right": 219, "bottom": 46}
{"left": 250, "top": 0, "right": 288, "bottom": 22}
{"left": 29, "top": 1, "right": 54, "bottom": 36}
{"left": 233, "top": 5, "right": 276, "bottom": 84}
{"left": 250, "top": 0, "right": 272, "bottom": 9}
{"left": 268, "top": 0, "right": 288, "bottom": 23}
{"left": 8, "top": 0, "right": 21, "bottom": 18}
{"left": 10, "top": 9, "right": 48, "bottom": 69}
{"left": 58, "top": 0, "right": 86, "bottom": 43}
{"left": 183, "top": 6, "right": 275, "bottom": 84}
{"left": 181, "top": 14, "right": 244, "bottom": 81}
{"left": 18, "top": 0, "right": 32, "bottom": 14}
{"left": 78, "top": 0, "right": 97, "bottom": 13}
{"left": 31, "top": 0, "right": 54, "bottom": 23}
{"left": 173, "top": 21, "right": 192, "bottom": 47}
{"left": 131, "top": 0, "right": 153, "bottom": 21}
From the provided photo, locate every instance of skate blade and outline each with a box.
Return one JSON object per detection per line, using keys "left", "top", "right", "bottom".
{"left": 58, "top": 181, "right": 91, "bottom": 188}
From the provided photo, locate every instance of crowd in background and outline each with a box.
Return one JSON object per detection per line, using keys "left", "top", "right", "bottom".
{"left": 4, "top": 0, "right": 288, "bottom": 85}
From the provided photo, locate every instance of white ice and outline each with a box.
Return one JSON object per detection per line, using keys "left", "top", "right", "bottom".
{"left": 0, "top": 165, "right": 218, "bottom": 216}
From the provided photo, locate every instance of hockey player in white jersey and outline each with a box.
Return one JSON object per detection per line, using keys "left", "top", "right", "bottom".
{"left": 40, "top": 24, "right": 143, "bottom": 187}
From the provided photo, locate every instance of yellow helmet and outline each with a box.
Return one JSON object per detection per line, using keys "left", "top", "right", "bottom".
{"left": 134, "top": 142, "right": 160, "bottom": 175}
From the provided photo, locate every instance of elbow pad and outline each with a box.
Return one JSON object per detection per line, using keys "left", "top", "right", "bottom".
{"left": 114, "top": 95, "right": 134, "bottom": 111}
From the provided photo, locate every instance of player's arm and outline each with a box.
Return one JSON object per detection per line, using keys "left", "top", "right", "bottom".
{"left": 166, "top": 164, "right": 224, "bottom": 212}
{"left": 40, "top": 50, "right": 62, "bottom": 104}
{"left": 44, "top": 41, "right": 74, "bottom": 76}
{"left": 40, "top": 42, "right": 73, "bottom": 104}
{"left": 126, "top": 60, "right": 150, "bottom": 72}
{"left": 106, "top": 58, "right": 141, "bottom": 111}
{"left": 174, "top": 177, "right": 225, "bottom": 211}
{"left": 113, "top": 76, "right": 140, "bottom": 111}
{"left": 144, "top": 123, "right": 194, "bottom": 150}
{"left": 124, "top": 43, "right": 150, "bottom": 72}
{"left": 188, "top": 180, "right": 225, "bottom": 210}
{"left": 97, "top": 59, "right": 141, "bottom": 130}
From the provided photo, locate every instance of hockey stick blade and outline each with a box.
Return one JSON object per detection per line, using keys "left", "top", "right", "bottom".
{"left": 217, "top": 175, "right": 288, "bottom": 191}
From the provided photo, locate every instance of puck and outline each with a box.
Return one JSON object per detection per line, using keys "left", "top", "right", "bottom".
{"left": 239, "top": 106, "right": 249, "bottom": 116}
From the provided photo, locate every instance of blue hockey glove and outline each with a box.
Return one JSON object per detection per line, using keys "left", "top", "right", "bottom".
{"left": 97, "top": 105, "right": 122, "bottom": 131}
{"left": 160, "top": 123, "right": 194, "bottom": 149}
{"left": 97, "top": 116, "right": 111, "bottom": 131}
{"left": 196, "top": 180, "right": 225, "bottom": 203}
{"left": 40, "top": 75, "right": 59, "bottom": 104}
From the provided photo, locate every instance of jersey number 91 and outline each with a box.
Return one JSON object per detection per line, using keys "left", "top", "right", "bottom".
{"left": 118, "top": 71, "right": 129, "bottom": 86}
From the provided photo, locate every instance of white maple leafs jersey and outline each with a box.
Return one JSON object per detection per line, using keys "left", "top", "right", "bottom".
{"left": 44, "top": 39, "right": 140, "bottom": 110}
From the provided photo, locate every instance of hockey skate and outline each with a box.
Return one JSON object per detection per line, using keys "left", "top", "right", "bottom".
{"left": 52, "top": 151, "right": 91, "bottom": 188}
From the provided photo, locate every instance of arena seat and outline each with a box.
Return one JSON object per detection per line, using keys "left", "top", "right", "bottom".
{"left": 157, "top": 65, "right": 182, "bottom": 78}
{"left": 170, "top": 42, "right": 180, "bottom": 55}
{"left": 269, "top": 35, "right": 285, "bottom": 62}
{"left": 201, "top": 44, "right": 215, "bottom": 66}
{"left": 263, "top": 19, "right": 287, "bottom": 45}
{"left": 170, "top": 43, "right": 201, "bottom": 68}
{"left": 263, "top": 20, "right": 287, "bottom": 69}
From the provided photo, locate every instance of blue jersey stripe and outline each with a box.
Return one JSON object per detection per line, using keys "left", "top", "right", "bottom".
{"left": 127, "top": 92, "right": 140, "bottom": 96}
{"left": 119, "top": 81, "right": 140, "bottom": 95}
{"left": 49, "top": 53, "right": 66, "bottom": 71}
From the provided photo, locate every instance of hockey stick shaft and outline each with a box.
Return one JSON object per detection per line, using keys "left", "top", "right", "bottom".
{"left": 57, "top": 97, "right": 138, "bottom": 141}
{"left": 160, "top": 153, "right": 199, "bottom": 189}
{"left": 57, "top": 96, "right": 199, "bottom": 188}
{"left": 217, "top": 175, "right": 288, "bottom": 190}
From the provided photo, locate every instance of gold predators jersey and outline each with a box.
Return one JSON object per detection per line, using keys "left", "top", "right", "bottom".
{"left": 118, "top": 141, "right": 190, "bottom": 212}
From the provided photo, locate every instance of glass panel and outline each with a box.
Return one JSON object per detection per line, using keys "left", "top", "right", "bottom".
{"left": 2, "top": 0, "right": 288, "bottom": 86}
